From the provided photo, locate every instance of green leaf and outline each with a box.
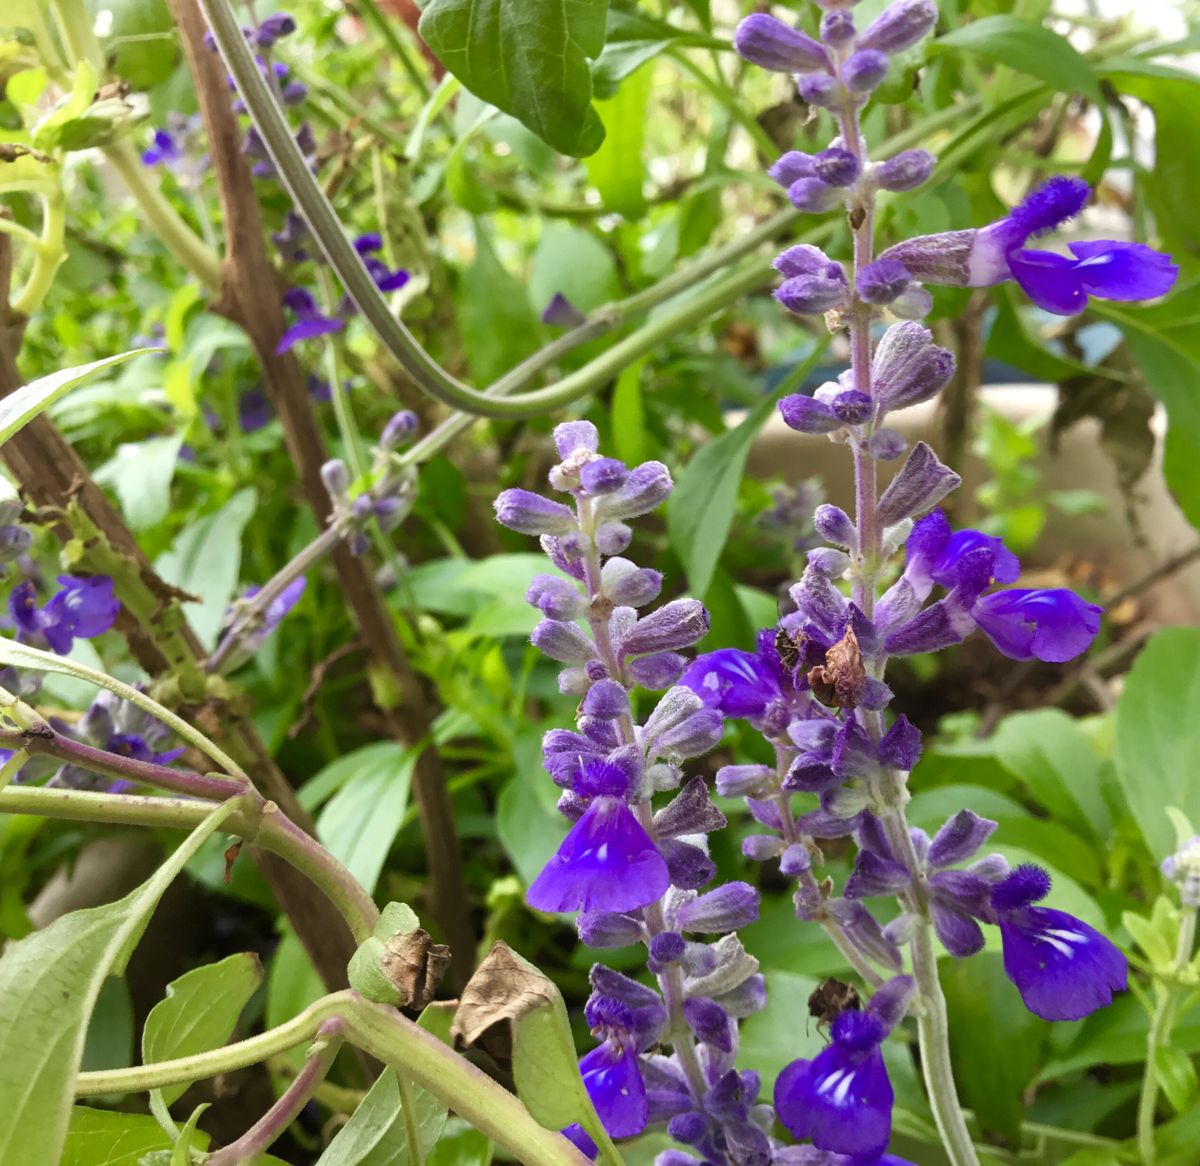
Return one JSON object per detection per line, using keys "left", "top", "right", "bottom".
{"left": 738, "top": 971, "right": 822, "bottom": 1082}
{"left": 154, "top": 487, "right": 259, "bottom": 648}
{"left": 668, "top": 395, "right": 777, "bottom": 599}
{"left": 315, "top": 743, "right": 418, "bottom": 894}
{"left": 941, "top": 951, "right": 1050, "bottom": 1142}
{"left": 142, "top": 953, "right": 262, "bottom": 1108}
{"left": 592, "top": 1, "right": 723, "bottom": 95}
{"left": 81, "top": 977, "right": 134, "bottom": 1074}
{"left": 610, "top": 358, "right": 647, "bottom": 466}
{"left": 1121, "top": 910, "right": 1173, "bottom": 968}
{"left": 316, "top": 1005, "right": 451, "bottom": 1165}
{"left": 62, "top": 1107, "right": 207, "bottom": 1165}
{"left": 92, "top": 0, "right": 180, "bottom": 90}
{"left": 456, "top": 228, "right": 541, "bottom": 384}
{"left": 586, "top": 60, "right": 651, "bottom": 217}
{"left": 426, "top": 1118, "right": 492, "bottom": 1166}
{"left": 933, "top": 15, "right": 1101, "bottom": 101}
{"left": 990, "top": 709, "right": 1109, "bottom": 841}
{"left": 529, "top": 226, "right": 621, "bottom": 317}
{"left": 0, "top": 801, "right": 238, "bottom": 1165}
{"left": 418, "top": 0, "right": 609, "bottom": 157}
{"left": 1096, "top": 284, "right": 1200, "bottom": 529}
{"left": 0, "top": 350, "right": 153, "bottom": 446}
{"left": 1114, "top": 627, "right": 1200, "bottom": 861}
{"left": 94, "top": 434, "right": 186, "bottom": 532}
{"left": 1155, "top": 1045, "right": 1199, "bottom": 1113}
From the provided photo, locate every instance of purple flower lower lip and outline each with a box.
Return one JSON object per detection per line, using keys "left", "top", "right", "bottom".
{"left": 1008, "top": 240, "right": 1179, "bottom": 315}
{"left": 972, "top": 588, "right": 1102, "bottom": 663}
{"left": 525, "top": 796, "right": 668, "bottom": 914}
{"left": 579, "top": 1041, "right": 647, "bottom": 1138}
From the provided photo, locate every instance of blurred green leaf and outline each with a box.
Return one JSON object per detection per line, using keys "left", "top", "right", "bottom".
{"left": 933, "top": 15, "right": 1101, "bottom": 101}
{"left": 586, "top": 61, "right": 651, "bottom": 217}
{"left": 94, "top": 434, "right": 185, "bottom": 532}
{"left": 418, "top": 0, "right": 608, "bottom": 156}
{"left": 1114, "top": 627, "right": 1200, "bottom": 862}
{"left": 941, "top": 952, "right": 1050, "bottom": 1142}
{"left": 592, "top": 1, "right": 722, "bottom": 95}
{"left": 315, "top": 743, "right": 418, "bottom": 894}
{"left": 61, "top": 1107, "right": 206, "bottom": 1165}
{"left": 529, "top": 226, "right": 622, "bottom": 317}
{"left": 456, "top": 228, "right": 541, "bottom": 384}
{"left": 427, "top": 1118, "right": 493, "bottom": 1166}
{"left": 1155, "top": 1045, "right": 1199, "bottom": 1113}
{"left": 739, "top": 970, "right": 822, "bottom": 1081}
{"left": 91, "top": 0, "right": 179, "bottom": 89}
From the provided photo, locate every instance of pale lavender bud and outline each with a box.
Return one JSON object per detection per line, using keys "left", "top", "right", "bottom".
{"left": 676, "top": 882, "right": 760, "bottom": 933}
{"left": 779, "top": 843, "right": 812, "bottom": 877}
{"left": 829, "top": 899, "right": 903, "bottom": 969}
{"left": 872, "top": 321, "right": 956, "bottom": 411}
{"left": 890, "top": 283, "right": 934, "bottom": 319}
{"left": 622, "top": 599, "right": 709, "bottom": 655}
{"left": 858, "top": 0, "right": 938, "bottom": 54}
{"left": 321, "top": 458, "right": 349, "bottom": 498}
{"left": 969, "top": 853, "right": 1011, "bottom": 882}
{"left": 557, "top": 666, "right": 591, "bottom": 695}
{"left": 715, "top": 973, "right": 767, "bottom": 1019}
{"left": 1162, "top": 836, "right": 1200, "bottom": 908}
{"left": 779, "top": 393, "right": 842, "bottom": 434}
{"left": 870, "top": 428, "right": 907, "bottom": 460}
{"left": 843, "top": 48, "right": 889, "bottom": 91}
{"left": 656, "top": 778, "right": 727, "bottom": 837}
{"left": 928, "top": 810, "right": 998, "bottom": 868}
{"left": 813, "top": 503, "right": 857, "bottom": 548}
{"left": 581, "top": 457, "right": 628, "bottom": 495}
{"left": 874, "top": 148, "right": 936, "bottom": 192}
{"left": 773, "top": 244, "right": 841, "bottom": 279}
{"left": 868, "top": 974, "right": 916, "bottom": 1028}
{"left": 603, "top": 560, "right": 663, "bottom": 607}
{"left": 553, "top": 420, "right": 599, "bottom": 458}
{"left": 821, "top": 9, "right": 856, "bottom": 46}
{"left": 797, "top": 73, "right": 841, "bottom": 108}
{"left": 813, "top": 147, "right": 861, "bottom": 187}
{"left": 531, "top": 618, "right": 594, "bottom": 662}
{"left": 627, "top": 650, "right": 687, "bottom": 689}
{"left": 807, "top": 548, "right": 851, "bottom": 577}
{"left": 380, "top": 410, "right": 419, "bottom": 448}
{"left": 663, "top": 838, "right": 717, "bottom": 889}
{"left": 495, "top": 489, "right": 577, "bottom": 535}
{"left": 594, "top": 521, "right": 632, "bottom": 556}
{"left": 577, "top": 911, "right": 643, "bottom": 947}
{"left": 681, "top": 941, "right": 719, "bottom": 978}
{"left": 768, "top": 151, "right": 815, "bottom": 187}
{"left": 832, "top": 388, "right": 873, "bottom": 424}
{"left": 743, "top": 835, "right": 785, "bottom": 861}
{"left": 883, "top": 912, "right": 922, "bottom": 947}
{"left": 787, "top": 177, "right": 843, "bottom": 213}
{"left": 858, "top": 257, "right": 912, "bottom": 305}
{"left": 776, "top": 272, "right": 849, "bottom": 315}
{"left": 597, "top": 461, "right": 673, "bottom": 520}
{"left": 0, "top": 525, "right": 31, "bottom": 561}
{"left": 526, "top": 574, "right": 585, "bottom": 620}
{"left": 716, "top": 764, "right": 773, "bottom": 798}
{"left": 877, "top": 442, "right": 961, "bottom": 526}
{"left": 734, "top": 14, "right": 832, "bottom": 74}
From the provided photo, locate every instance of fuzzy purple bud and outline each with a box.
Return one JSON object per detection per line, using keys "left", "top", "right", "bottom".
{"left": 779, "top": 394, "right": 842, "bottom": 434}
{"left": 874, "top": 148, "right": 937, "bottom": 192}
{"left": 662, "top": 838, "right": 717, "bottom": 889}
{"left": 734, "top": 14, "right": 832, "bottom": 74}
{"left": 773, "top": 244, "right": 841, "bottom": 279}
{"left": 814, "top": 147, "right": 861, "bottom": 187}
{"left": 877, "top": 442, "right": 961, "bottom": 527}
{"left": 716, "top": 764, "right": 773, "bottom": 798}
{"left": 813, "top": 504, "right": 857, "bottom": 549}
{"left": 683, "top": 997, "right": 733, "bottom": 1053}
{"left": 627, "top": 651, "right": 688, "bottom": 690}
{"left": 858, "top": 258, "right": 913, "bottom": 305}
{"left": 603, "top": 561, "right": 663, "bottom": 608}
{"left": 797, "top": 73, "right": 841, "bottom": 108}
{"left": 869, "top": 427, "right": 907, "bottom": 460}
{"left": 843, "top": 48, "right": 889, "bottom": 92}
{"left": 676, "top": 882, "right": 760, "bottom": 933}
{"left": 526, "top": 574, "right": 586, "bottom": 621}
{"left": 594, "top": 521, "right": 632, "bottom": 556}
{"left": 621, "top": 600, "right": 710, "bottom": 655}
{"left": 495, "top": 489, "right": 577, "bottom": 536}
{"left": 787, "top": 178, "right": 844, "bottom": 214}
{"left": 321, "top": 458, "right": 349, "bottom": 499}
{"left": 655, "top": 777, "right": 727, "bottom": 838}
{"left": 779, "top": 843, "right": 812, "bottom": 878}
{"left": 858, "top": 0, "right": 938, "bottom": 54}
{"left": 872, "top": 321, "right": 956, "bottom": 412}
{"left": 581, "top": 458, "right": 629, "bottom": 495}
{"left": 743, "top": 834, "right": 785, "bottom": 862}
{"left": 531, "top": 619, "right": 595, "bottom": 663}
{"left": 776, "top": 271, "right": 850, "bottom": 314}
{"left": 554, "top": 421, "right": 599, "bottom": 459}
{"left": 581, "top": 679, "right": 630, "bottom": 720}
{"left": 832, "top": 389, "right": 873, "bottom": 424}
{"left": 577, "top": 911, "right": 643, "bottom": 948}
{"left": 768, "top": 152, "right": 815, "bottom": 188}
{"left": 597, "top": 462, "right": 673, "bottom": 520}
{"left": 928, "top": 810, "right": 998, "bottom": 869}
{"left": 820, "top": 9, "right": 856, "bottom": 46}
{"left": 649, "top": 931, "right": 686, "bottom": 965}
{"left": 380, "top": 410, "right": 419, "bottom": 448}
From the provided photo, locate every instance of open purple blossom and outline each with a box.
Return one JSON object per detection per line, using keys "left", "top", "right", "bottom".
{"left": 879, "top": 177, "right": 1178, "bottom": 315}
{"left": 10, "top": 575, "right": 119, "bottom": 655}
{"left": 988, "top": 865, "right": 1127, "bottom": 1021}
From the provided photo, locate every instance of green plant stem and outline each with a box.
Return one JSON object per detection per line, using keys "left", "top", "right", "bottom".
{"left": 1137, "top": 906, "right": 1199, "bottom": 1165}
{"left": 316, "top": 267, "right": 369, "bottom": 482}
{"left": 11, "top": 193, "right": 65, "bottom": 318}
{"left": 0, "top": 748, "right": 28, "bottom": 795}
{"left": 76, "top": 991, "right": 591, "bottom": 1166}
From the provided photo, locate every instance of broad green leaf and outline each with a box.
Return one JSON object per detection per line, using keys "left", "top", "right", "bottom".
{"left": 315, "top": 743, "right": 417, "bottom": 893}
{"left": 1114, "top": 628, "right": 1200, "bottom": 861}
{"left": 142, "top": 953, "right": 262, "bottom": 1107}
{"left": 941, "top": 952, "right": 1050, "bottom": 1142}
{"left": 1121, "top": 910, "right": 1173, "bottom": 968}
{"left": 61, "top": 1107, "right": 208, "bottom": 1165}
{"left": 418, "top": 0, "right": 609, "bottom": 157}
{"left": 990, "top": 709, "right": 1109, "bottom": 841}
{"left": 94, "top": 434, "right": 186, "bottom": 532}
{"left": 498, "top": 729, "right": 566, "bottom": 888}
{"left": 738, "top": 971, "right": 822, "bottom": 1081}
{"left": 81, "top": 977, "right": 134, "bottom": 1073}
{"left": 95, "top": 0, "right": 182, "bottom": 90}
{"left": 611, "top": 358, "right": 647, "bottom": 466}
{"left": 316, "top": 1005, "right": 451, "bottom": 1165}
{"left": 529, "top": 226, "right": 622, "bottom": 318}
{"left": 933, "top": 15, "right": 1101, "bottom": 101}
{"left": 0, "top": 801, "right": 237, "bottom": 1165}
{"left": 586, "top": 61, "right": 652, "bottom": 217}
{"left": 592, "top": 1, "right": 723, "bottom": 95}
{"left": 155, "top": 487, "right": 258, "bottom": 648}
{"left": 0, "top": 350, "right": 153, "bottom": 447}
{"left": 668, "top": 395, "right": 778, "bottom": 599}
{"left": 1155, "top": 1045, "right": 1199, "bottom": 1113}
{"left": 455, "top": 228, "right": 541, "bottom": 384}
{"left": 427, "top": 1118, "right": 493, "bottom": 1166}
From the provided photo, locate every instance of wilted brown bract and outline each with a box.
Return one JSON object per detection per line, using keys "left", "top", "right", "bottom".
{"left": 381, "top": 927, "right": 451, "bottom": 1011}
{"left": 807, "top": 624, "right": 867, "bottom": 709}
{"left": 451, "top": 941, "right": 558, "bottom": 1047}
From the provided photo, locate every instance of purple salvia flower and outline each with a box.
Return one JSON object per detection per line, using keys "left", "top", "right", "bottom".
{"left": 733, "top": 14, "right": 832, "bottom": 74}
{"left": 856, "top": 0, "right": 938, "bottom": 54}
{"left": 871, "top": 148, "right": 937, "bottom": 192}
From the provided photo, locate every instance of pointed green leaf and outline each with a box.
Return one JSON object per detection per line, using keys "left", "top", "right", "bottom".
{"left": 0, "top": 350, "right": 155, "bottom": 447}
{"left": 142, "top": 953, "right": 263, "bottom": 1107}
{"left": 1122, "top": 911, "right": 1174, "bottom": 968}
{"left": 61, "top": 1107, "right": 208, "bottom": 1165}
{"left": 1155, "top": 1045, "right": 1199, "bottom": 1112}
{"left": 0, "top": 800, "right": 240, "bottom": 1165}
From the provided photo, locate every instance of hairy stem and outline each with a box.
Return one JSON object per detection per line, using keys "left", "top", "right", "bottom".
{"left": 1137, "top": 906, "right": 1198, "bottom": 1165}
